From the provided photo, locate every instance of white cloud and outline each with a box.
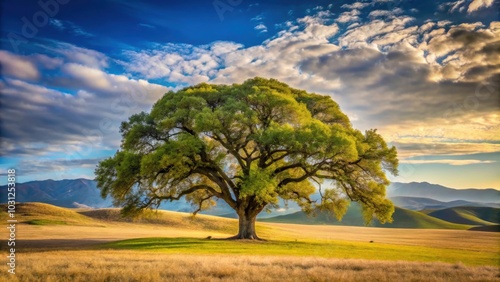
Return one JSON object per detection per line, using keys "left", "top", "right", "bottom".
{"left": 50, "top": 19, "right": 65, "bottom": 30}
{"left": 49, "top": 19, "right": 94, "bottom": 37}
{"left": 336, "top": 9, "right": 361, "bottom": 23}
{"left": 62, "top": 63, "right": 113, "bottom": 91}
{"left": 341, "top": 2, "right": 370, "bottom": 10}
{"left": 0, "top": 48, "right": 170, "bottom": 157}
{"left": 418, "top": 22, "right": 435, "bottom": 33}
{"left": 47, "top": 42, "right": 109, "bottom": 69}
{"left": 251, "top": 14, "right": 264, "bottom": 21}
{"left": 444, "top": 0, "right": 495, "bottom": 14}
{"left": 254, "top": 23, "right": 268, "bottom": 33}
{"left": 337, "top": 16, "right": 415, "bottom": 47}
{"left": 468, "top": 0, "right": 494, "bottom": 12}
{"left": 123, "top": 41, "right": 243, "bottom": 85}
{"left": 0, "top": 51, "right": 40, "bottom": 80}
{"left": 98, "top": 10, "right": 500, "bottom": 162}
{"left": 369, "top": 8, "right": 404, "bottom": 19}
{"left": 425, "top": 22, "right": 500, "bottom": 82}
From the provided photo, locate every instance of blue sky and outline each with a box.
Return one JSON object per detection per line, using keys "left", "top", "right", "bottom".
{"left": 0, "top": 0, "right": 499, "bottom": 189}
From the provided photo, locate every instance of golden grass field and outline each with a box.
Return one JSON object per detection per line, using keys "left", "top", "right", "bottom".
{"left": 0, "top": 203, "right": 499, "bottom": 281}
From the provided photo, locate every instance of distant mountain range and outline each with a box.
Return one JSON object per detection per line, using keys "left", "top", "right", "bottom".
{"left": 1, "top": 179, "right": 499, "bottom": 230}
{"left": 0, "top": 179, "right": 112, "bottom": 208}
{"left": 390, "top": 196, "right": 499, "bottom": 211}
{"left": 387, "top": 182, "right": 499, "bottom": 203}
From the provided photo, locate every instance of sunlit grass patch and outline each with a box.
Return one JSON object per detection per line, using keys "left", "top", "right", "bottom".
{"left": 100, "top": 237, "right": 500, "bottom": 266}
{"left": 25, "top": 219, "right": 68, "bottom": 225}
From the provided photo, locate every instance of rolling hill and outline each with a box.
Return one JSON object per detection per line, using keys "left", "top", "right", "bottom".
{"left": 260, "top": 203, "right": 472, "bottom": 229}
{"left": 2, "top": 179, "right": 499, "bottom": 228}
{"left": 390, "top": 196, "right": 500, "bottom": 211}
{"left": 428, "top": 207, "right": 500, "bottom": 226}
{"left": 0, "top": 202, "right": 239, "bottom": 234}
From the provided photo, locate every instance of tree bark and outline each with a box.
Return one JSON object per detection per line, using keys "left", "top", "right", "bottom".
{"left": 229, "top": 212, "right": 260, "bottom": 240}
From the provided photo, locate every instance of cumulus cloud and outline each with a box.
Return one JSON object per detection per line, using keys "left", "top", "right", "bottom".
{"left": 0, "top": 51, "right": 40, "bottom": 80}
{"left": 0, "top": 48, "right": 170, "bottom": 157}
{"left": 368, "top": 8, "right": 404, "bottom": 19}
{"left": 7, "top": 8, "right": 499, "bottom": 166}
{"left": 123, "top": 41, "right": 243, "bottom": 85}
{"left": 48, "top": 42, "right": 109, "bottom": 69}
{"left": 336, "top": 9, "right": 361, "bottom": 23}
{"left": 121, "top": 10, "right": 499, "bottom": 144}
{"left": 337, "top": 16, "right": 415, "bottom": 47}
{"left": 444, "top": 0, "right": 496, "bottom": 14}
{"left": 468, "top": 0, "right": 494, "bottom": 12}
{"left": 16, "top": 158, "right": 104, "bottom": 175}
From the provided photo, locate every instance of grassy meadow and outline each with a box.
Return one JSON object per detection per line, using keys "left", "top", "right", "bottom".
{"left": 1, "top": 203, "right": 499, "bottom": 281}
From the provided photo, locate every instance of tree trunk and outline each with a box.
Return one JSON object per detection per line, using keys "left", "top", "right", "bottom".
{"left": 229, "top": 213, "right": 260, "bottom": 240}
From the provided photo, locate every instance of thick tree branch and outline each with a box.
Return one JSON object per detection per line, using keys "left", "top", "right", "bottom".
{"left": 277, "top": 163, "right": 324, "bottom": 187}
{"left": 273, "top": 162, "right": 305, "bottom": 175}
{"left": 156, "top": 184, "right": 222, "bottom": 202}
{"left": 192, "top": 195, "right": 214, "bottom": 215}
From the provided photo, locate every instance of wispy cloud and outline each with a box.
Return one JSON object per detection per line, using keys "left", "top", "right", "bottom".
{"left": 254, "top": 23, "right": 268, "bottom": 32}
{"left": 336, "top": 9, "right": 361, "bottom": 23}
{"left": 16, "top": 158, "right": 105, "bottom": 175}
{"left": 139, "top": 23, "right": 155, "bottom": 29}
{"left": 49, "top": 19, "right": 94, "bottom": 37}
{"left": 341, "top": 2, "right": 370, "bottom": 10}
{"left": 251, "top": 14, "right": 264, "bottom": 21}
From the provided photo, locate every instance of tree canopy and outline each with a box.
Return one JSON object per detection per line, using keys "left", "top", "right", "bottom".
{"left": 95, "top": 77, "right": 398, "bottom": 239}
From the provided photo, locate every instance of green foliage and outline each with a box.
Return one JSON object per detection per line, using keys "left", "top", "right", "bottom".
{"left": 240, "top": 166, "right": 278, "bottom": 204}
{"left": 95, "top": 77, "right": 399, "bottom": 229}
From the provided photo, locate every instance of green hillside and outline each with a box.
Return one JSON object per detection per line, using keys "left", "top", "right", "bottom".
{"left": 0, "top": 202, "right": 98, "bottom": 226}
{"left": 80, "top": 208, "right": 239, "bottom": 233}
{"left": 375, "top": 207, "right": 471, "bottom": 229}
{"left": 428, "top": 207, "right": 500, "bottom": 226}
{"left": 0, "top": 202, "right": 245, "bottom": 234}
{"left": 261, "top": 204, "right": 472, "bottom": 230}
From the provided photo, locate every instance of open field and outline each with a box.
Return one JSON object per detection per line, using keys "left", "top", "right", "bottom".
{"left": 1, "top": 203, "right": 499, "bottom": 281}
{"left": 2, "top": 251, "right": 499, "bottom": 282}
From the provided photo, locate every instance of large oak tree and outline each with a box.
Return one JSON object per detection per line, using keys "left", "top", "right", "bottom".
{"left": 95, "top": 77, "right": 398, "bottom": 239}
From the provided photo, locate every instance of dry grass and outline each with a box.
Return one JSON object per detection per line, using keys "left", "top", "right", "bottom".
{"left": 2, "top": 251, "right": 498, "bottom": 282}
{"left": 268, "top": 223, "right": 500, "bottom": 253}
{"left": 1, "top": 203, "right": 499, "bottom": 281}
{"left": 79, "top": 208, "right": 241, "bottom": 233}
{"left": 0, "top": 202, "right": 99, "bottom": 226}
